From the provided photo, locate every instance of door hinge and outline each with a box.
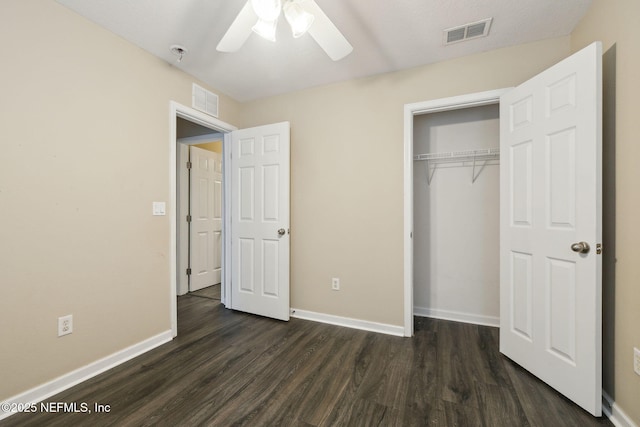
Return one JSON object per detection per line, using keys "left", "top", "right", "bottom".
{"left": 186, "top": 161, "right": 192, "bottom": 170}
{"left": 596, "top": 243, "right": 602, "bottom": 255}
{"left": 186, "top": 215, "right": 192, "bottom": 223}
{"left": 186, "top": 268, "right": 192, "bottom": 276}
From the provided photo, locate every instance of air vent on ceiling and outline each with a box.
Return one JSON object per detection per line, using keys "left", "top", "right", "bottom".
{"left": 443, "top": 18, "right": 493, "bottom": 45}
{"left": 192, "top": 84, "right": 219, "bottom": 118}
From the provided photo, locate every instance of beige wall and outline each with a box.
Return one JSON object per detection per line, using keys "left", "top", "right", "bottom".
{"left": 571, "top": 0, "right": 640, "bottom": 423}
{"left": 5, "top": 0, "right": 632, "bottom": 420}
{"left": 0, "top": 0, "right": 240, "bottom": 399}
{"left": 195, "top": 141, "right": 223, "bottom": 154}
{"left": 240, "top": 38, "right": 571, "bottom": 326}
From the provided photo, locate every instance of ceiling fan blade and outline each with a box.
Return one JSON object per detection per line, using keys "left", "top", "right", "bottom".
{"left": 301, "top": 0, "right": 353, "bottom": 61}
{"left": 216, "top": 1, "right": 257, "bottom": 52}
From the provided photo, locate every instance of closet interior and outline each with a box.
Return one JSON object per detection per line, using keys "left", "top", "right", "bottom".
{"left": 412, "top": 104, "right": 501, "bottom": 326}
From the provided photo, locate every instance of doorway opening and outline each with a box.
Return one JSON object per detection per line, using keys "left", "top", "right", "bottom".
{"left": 412, "top": 104, "right": 501, "bottom": 328}
{"left": 170, "top": 101, "right": 237, "bottom": 337}
{"left": 177, "top": 123, "right": 224, "bottom": 302}
{"left": 403, "top": 89, "right": 509, "bottom": 336}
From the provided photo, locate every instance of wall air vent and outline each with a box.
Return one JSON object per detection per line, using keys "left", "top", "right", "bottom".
{"left": 192, "top": 83, "right": 219, "bottom": 118}
{"left": 443, "top": 18, "right": 493, "bottom": 45}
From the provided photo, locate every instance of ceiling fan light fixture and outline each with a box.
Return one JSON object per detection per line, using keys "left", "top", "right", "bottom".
{"left": 283, "top": 1, "right": 315, "bottom": 38}
{"left": 251, "top": 0, "right": 282, "bottom": 22}
{"left": 252, "top": 18, "right": 278, "bottom": 42}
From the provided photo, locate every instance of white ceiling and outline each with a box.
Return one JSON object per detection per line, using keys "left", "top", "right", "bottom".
{"left": 55, "top": 0, "right": 592, "bottom": 102}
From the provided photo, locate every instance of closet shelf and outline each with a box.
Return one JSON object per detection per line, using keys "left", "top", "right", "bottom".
{"left": 413, "top": 148, "right": 500, "bottom": 164}
{"left": 414, "top": 148, "right": 500, "bottom": 184}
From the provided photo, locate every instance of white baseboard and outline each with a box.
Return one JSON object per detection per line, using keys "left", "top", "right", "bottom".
{"left": 414, "top": 306, "right": 500, "bottom": 328}
{"left": 0, "top": 330, "right": 173, "bottom": 421}
{"left": 603, "top": 390, "right": 638, "bottom": 427}
{"left": 291, "top": 308, "right": 405, "bottom": 337}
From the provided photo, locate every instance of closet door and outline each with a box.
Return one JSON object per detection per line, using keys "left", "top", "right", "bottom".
{"left": 500, "top": 42, "right": 602, "bottom": 416}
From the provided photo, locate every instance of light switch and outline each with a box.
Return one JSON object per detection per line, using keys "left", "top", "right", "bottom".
{"left": 153, "top": 202, "right": 166, "bottom": 216}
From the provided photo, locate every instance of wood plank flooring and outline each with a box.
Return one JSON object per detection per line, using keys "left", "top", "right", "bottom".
{"left": 189, "top": 284, "right": 221, "bottom": 301}
{"left": 2, "top": 292, "right": 612, "bottom": 426}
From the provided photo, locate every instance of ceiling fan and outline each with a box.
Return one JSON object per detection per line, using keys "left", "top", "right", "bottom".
{"left": 216, "top": 0, "right": 353, "bottom": 61}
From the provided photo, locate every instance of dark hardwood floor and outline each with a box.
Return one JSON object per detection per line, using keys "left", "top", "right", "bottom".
{"left": 189, "top": 284, "right": 221, "bottom": 301}
{"left": 2, "top": 292, "right": 612, "bottom": 426}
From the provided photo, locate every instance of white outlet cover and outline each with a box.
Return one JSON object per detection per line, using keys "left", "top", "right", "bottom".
{"left": 58, "top": 315, "right": 73, "bottom": 337}
{"left": 152, "top": 201, "right": 166, "bottom": 216}
{"left": 634, "top": 347, "right": 640, "bottom": 376}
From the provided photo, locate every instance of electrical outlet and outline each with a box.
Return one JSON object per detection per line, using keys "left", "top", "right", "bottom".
{"left": 634, "top": 347, "right": 640, "bottom": 376}
{"left": 332, "top": 277, "right": 340, "bottom": 291}
{"left": 58, "top": 315, "right": 73, "bottom": 337}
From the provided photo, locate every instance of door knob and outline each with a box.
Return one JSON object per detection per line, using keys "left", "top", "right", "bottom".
{"left": 277, "top": 228, "right": 286, "bottom": 236}
{"left": 571, "top": 241, "right": 590, "bottom": 254}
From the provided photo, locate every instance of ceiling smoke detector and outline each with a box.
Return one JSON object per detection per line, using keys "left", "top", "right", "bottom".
{"left": 443, "top": 18, "right": 493, "bottom": 45}
{"left": 170, "top": 45, "right": 188, "bottom": 62}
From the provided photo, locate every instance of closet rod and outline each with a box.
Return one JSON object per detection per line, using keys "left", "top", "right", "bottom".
{"left": 413, "top": 148, "right": 500, "bottom": 164}
{"left": 414, "top": 148, "right": 500, "bottom": 184}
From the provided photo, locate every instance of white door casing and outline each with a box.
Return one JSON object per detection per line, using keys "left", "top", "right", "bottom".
{"left": 189, "top": 146, "right": 223, "bottom": 291}
{"left": 500, "top": 42, "right": 602, "bottom": 415}
{"left": 178, "top": 142, "right": 190, "bottom": 296}
{"left": 231, "top": 122, "right": 290, "bottom": 321}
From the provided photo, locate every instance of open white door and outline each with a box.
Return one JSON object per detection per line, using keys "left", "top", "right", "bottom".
{"left": 230, "top": 122, "right": 290, "bottom": 321}
{"left": 189, "top": 146, "right": 223, "bottom": 291}
{"left": 500, "top": 42, "right": 602, "bottom": 415}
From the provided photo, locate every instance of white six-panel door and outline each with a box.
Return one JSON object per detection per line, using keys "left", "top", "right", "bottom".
{"left": 189, "top": 146, "right": 223, "bottom": 291}
{"left": 211, "top": 151, "right": 223, "bottom": 285}
{"left": 231, "top": 122, "right": 290, "bottom": 321}
{"left": 500, "top": 42, "right": 602, "bottom": 415}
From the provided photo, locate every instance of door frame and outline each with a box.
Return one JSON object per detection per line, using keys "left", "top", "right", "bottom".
{"left": 402, "top": 89, "right": 510, "bottom": 336}
{"left": 170, "top": 101, "right": 237, "bottom": 337}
